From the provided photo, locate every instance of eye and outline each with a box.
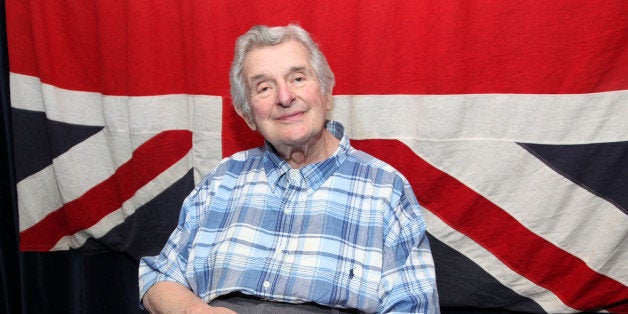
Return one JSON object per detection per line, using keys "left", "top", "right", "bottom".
{"left": 291, "top": 73, "right": 307, "bottom": 85}
{"left": 255, "top": 82, "right": 274, "bottom": 98}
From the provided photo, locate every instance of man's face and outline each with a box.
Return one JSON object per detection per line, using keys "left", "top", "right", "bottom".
{"left": 240, "top": 40, "right": 331, "bottom": 150}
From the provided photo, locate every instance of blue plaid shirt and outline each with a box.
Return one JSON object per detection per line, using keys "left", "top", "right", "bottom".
{"left": 139, "top": 121, "right": 439, "bottom": 313}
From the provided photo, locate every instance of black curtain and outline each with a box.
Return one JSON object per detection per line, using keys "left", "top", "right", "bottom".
{"left": 0, "top": 0, "right": 21, "bottom": 312}
{"left": 0, "top": 1, "right": 146, "bottom": 313}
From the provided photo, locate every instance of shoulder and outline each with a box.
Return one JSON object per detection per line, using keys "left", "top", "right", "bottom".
{"left": 176, "top": 146, "right": 267, "bottom": 224}
{"left": 349, "top": 148, "right": 394, "bottom": 170}
{"left": 189, "top": 147, "right": 266, "bottom": 196}
{"left": 344, "top": 146, "right": 409, "bottom": 185}
{"left": 204, "top": 147, "right": 265, "bottom": 179}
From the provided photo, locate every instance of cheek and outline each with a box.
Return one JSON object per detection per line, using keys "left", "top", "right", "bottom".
{"left": 314, "top": 93, "right": 331, "bottom": 112}
{"left": 250, "top": 101, "right": 272, "bottom": 119}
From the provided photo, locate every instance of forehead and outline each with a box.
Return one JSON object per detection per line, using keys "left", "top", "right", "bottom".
{"left": 244, "top": 40, "right": 311, "bottom": 78}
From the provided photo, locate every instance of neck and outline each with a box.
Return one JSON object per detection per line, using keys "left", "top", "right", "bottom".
{"left": 275, "top": 130, "right": 340, "bottom": 168}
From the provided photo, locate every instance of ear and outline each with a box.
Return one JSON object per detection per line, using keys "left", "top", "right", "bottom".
{"left": 235, "top": 107, "right": 257, "bottom": 131}
{"left": 325, "top": 94, "right": 333, "bottom": 111}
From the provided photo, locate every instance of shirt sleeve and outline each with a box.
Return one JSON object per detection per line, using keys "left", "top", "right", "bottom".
{"left": 379, "top": 179, "right": 440, "bottom": 313}
{"left": 137, "top": 184, "right": 206, "bottom": 304}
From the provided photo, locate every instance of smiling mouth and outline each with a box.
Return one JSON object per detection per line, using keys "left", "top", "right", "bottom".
{"left": 277, "top": 111, "right": 304, "bottom": 121}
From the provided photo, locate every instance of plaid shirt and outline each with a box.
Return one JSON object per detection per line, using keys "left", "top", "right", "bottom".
{"left": 139, "top": 121, "right": 439, "bottom": 313}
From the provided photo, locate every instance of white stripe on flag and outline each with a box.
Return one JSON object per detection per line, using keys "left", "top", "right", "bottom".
{"left": 330, "top": 92, "right": 628, "bottom": 144}
{"left": 11, "top": 73, "right": 223, "bottom": 137}
{"left": 16, "top": 166, "right": 64, "bottom": 231}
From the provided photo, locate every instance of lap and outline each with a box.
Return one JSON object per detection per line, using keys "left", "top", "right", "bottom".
{"left": 209, "top": 292, "right": 360, "bottom": 314}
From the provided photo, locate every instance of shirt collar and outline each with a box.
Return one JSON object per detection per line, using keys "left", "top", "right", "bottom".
{"left": 263, "top": 120, "right": 349, "bottom": 195}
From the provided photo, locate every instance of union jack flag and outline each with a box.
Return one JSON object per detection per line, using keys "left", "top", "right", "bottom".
{"left": 7, "top": 0, "right": 627, "bottom": 312}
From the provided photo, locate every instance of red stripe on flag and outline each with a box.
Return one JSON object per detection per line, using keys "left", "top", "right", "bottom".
{"left": 607, "top": 302, "right": 628, "bottom": 314}
{"left": 6, "top": 1, "right": 627, "bottom": 96}
{"left": 20, "top": 130, "right": 192, "bottom": 251}
{"left": 351, "top": 139, "right": 628, "bottom": 312}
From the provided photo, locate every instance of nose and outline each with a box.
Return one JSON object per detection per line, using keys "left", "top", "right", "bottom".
{"left": 277, "top": 81, "right": 295, "bottom": 107}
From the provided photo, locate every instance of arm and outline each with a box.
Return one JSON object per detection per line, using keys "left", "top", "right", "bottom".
{"left": 142, "top": 281, "right": 235, "bottom": 314}
{"left": 139, "top": 173, "right": 232, "bottom": 313}
{"left": 380, "top": 231, "right": 439, "bottom": 313}
{"left": 379, "top": 181, "right": 440, "bottom": 313}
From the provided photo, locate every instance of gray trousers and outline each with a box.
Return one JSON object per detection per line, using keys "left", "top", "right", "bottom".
{"left": 209, "top": 292, "right": 361, "bottom": 314}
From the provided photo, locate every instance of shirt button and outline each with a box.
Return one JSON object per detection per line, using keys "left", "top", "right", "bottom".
{"left": 289, "top": 169, "right": 300, "bottom": 181}
{"left": 263, "top": 281, "right": 271, "bottom": 288}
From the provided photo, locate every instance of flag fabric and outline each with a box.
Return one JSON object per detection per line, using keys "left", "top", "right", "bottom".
{"left": 6, "top": 1, "right": 627, "bottom": 312}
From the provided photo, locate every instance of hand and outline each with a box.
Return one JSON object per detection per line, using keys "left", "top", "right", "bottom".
{"left": 143, "top": 282, "right": 238, "bottom": 314}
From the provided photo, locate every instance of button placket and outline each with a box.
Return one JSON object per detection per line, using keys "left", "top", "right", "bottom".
{"left": 265, "top": 169, "right": 302, "bottom": 293}
{"left": 283, "top": 169, "right": 304, "bottom": 215}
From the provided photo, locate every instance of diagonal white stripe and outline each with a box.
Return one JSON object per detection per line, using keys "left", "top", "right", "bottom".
{"left": 423, "top": 209, "right": 576, "bottom": 313}
{"left": 409, "top": 139, "right": 628, "bottom": 285}
{"left": 51, "top": 152, "right": 194, "bottom": 250}
{"left": 16, "top": 166, "right": 64, "bottom": 231}
{"left": 18, "top": 132, "right": 115, "bottom": 231}
{"left": 13, "top": 74, "right": 223, "bottom": 233}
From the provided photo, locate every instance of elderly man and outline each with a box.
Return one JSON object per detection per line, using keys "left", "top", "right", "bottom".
{"left": 139, "top": 24, "right": 439, "bottom": 313}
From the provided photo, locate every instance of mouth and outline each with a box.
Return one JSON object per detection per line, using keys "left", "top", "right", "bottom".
{"left": 277, "top": 111, "right": 305, "bottom": 121}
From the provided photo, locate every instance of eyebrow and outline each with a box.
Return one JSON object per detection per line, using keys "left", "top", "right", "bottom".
{"left": 249, "top": 74, "right": 267, "bottom": 84}
{"left": 288, "top": 66, "right": 307, "bottom": 74}
{"left": 248, "top": 65, "right": 310, "bottom": 84}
